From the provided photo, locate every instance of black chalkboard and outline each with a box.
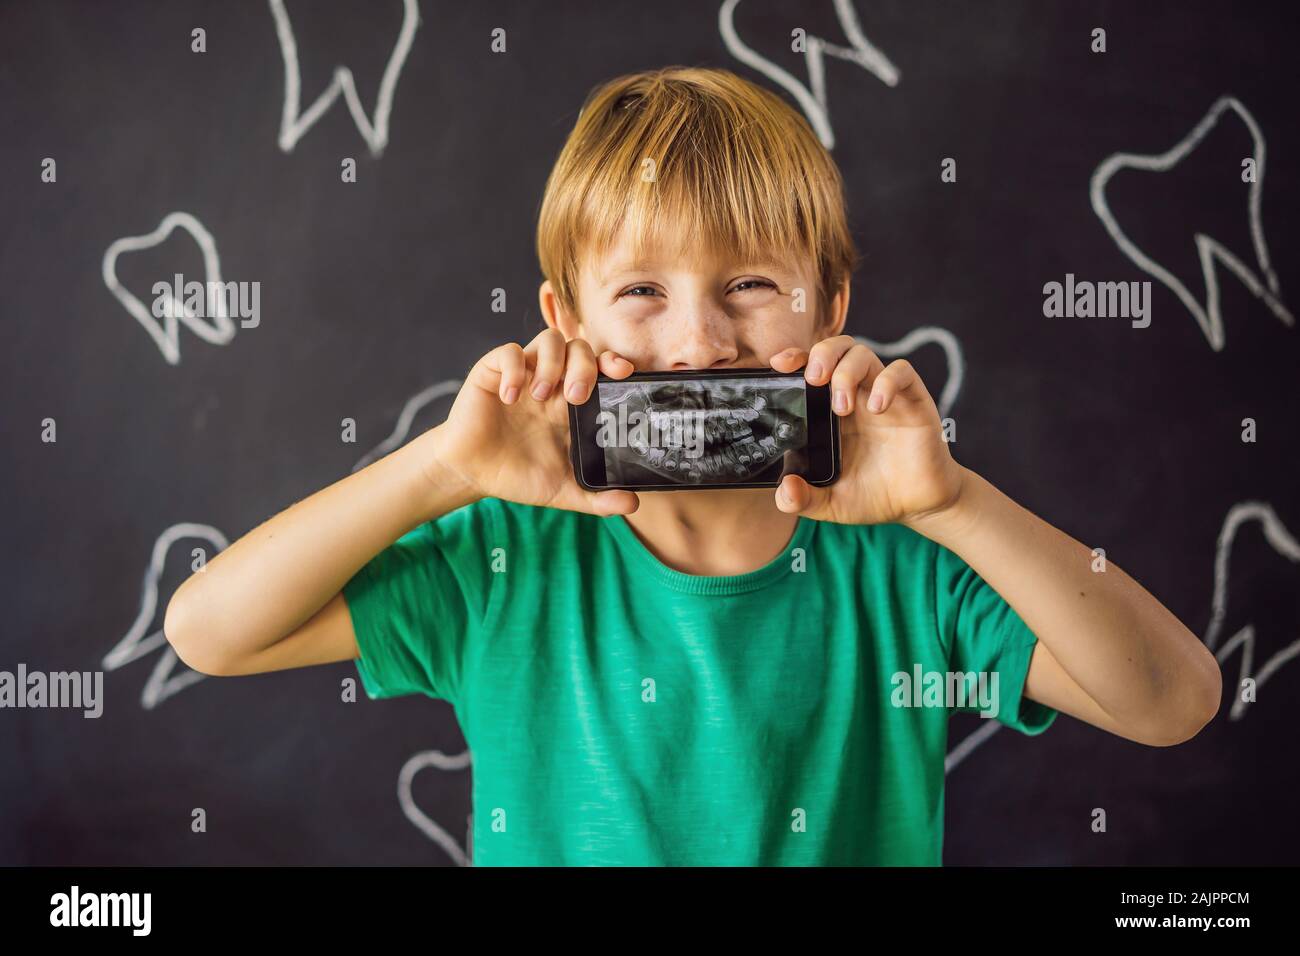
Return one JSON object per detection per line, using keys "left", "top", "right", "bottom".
{"left": 2, "top": 0, "right": 1297, "bottom": 865}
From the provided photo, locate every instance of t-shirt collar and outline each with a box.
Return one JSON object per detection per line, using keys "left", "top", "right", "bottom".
{"left": 601, "top": 511, "right": 815, "bottom": 595}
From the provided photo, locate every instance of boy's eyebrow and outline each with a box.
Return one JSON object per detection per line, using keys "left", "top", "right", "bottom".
{"left": 598, "top": 261, "right": 656, "bottom": 286}
{"left": 598, "top": 259, "right": 800, "bottom": 286}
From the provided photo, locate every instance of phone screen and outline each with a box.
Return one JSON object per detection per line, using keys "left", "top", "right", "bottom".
{"left": 570, "top": 369, "right": 839, "bottom": 491}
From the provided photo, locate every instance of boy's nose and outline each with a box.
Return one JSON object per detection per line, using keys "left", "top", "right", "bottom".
{"left": 666, "top": 309, "right": 739, "bottom": 370}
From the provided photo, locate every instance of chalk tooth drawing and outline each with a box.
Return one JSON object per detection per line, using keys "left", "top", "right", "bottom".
{"left": 719, "top": 0, "right": 899, "bottom": 150}
{"left": 398, "top": 748, "right": 473, "bottom": 866}
{"left": 269, "top": 0, "right": 420, "bottom": 156}
{"left": 945, "top": 719, "right": 1003, "bottom": 774}
{"left": 856, "top": 327, "right": 964, "bottom": 420}
{"left": 1203, "top": 501, "right": 1300, "bottom": 720}
{"left": 103, "top": 523, "right": 229, "bottom": 709}
{"left": 1090, "top": 97, "right": 1294, "bottom": 350}
{"left": 102, "top": 212, "right": 235, "bottom": 366}
{"left": 351, "top": 379, "right": 461, "bottom": 472}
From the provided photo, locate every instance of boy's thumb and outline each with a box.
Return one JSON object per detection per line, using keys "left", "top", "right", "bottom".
{"left": 775, "top": 474, "right": 827, "bottom": 517}
{"left": 588, "top": 489, "right": 640, "bottom": 515}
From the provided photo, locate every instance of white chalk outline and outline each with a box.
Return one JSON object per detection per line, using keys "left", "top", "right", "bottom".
{"left": 856, "top": 326, "right": 964, "bottom": 420}
{"left": 351, "top": 381, "right": 470, "bottom": 863}
{"left": 109, "top": 520, "right": 475, "bottom": 863}
{"left": 719, "top": 0, "right": 899, "bottom": 150}
{"left": 102, "top": 212, "right": 235, "bottom": 366}
{"left": 1090, "top": 96, "right": 1293, "bottom": 351}
{"left": 102, "top": 523, "right": 229, "bottom": 709}
{"left": 1203, "top": 501, "right": 1300, "bottom": 720}
{"left": 398, "top": 748, "right": 473, "bottom": 866}
{"left": 351, "top": 378, "right": 462, "bottom": 472}
{"left": 855, "top": 325, "right": 1001, "bottom": 772}
{"left": 945, "top": 718, "right": 1003, "bottom": 774}
{"left": 269, "top": 0, "right": 420, "bottom": 156}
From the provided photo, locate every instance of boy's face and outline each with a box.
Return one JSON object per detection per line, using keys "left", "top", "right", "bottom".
{"left": 540, "top": 225, "right": 848, "bottom": 371}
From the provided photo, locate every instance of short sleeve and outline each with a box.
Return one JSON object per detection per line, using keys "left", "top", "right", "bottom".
{"left": 933, "top": 542, "right": 1057, "bottom": 735}
{"left": 342, "top": 500, "right": 498, "bottom": 704}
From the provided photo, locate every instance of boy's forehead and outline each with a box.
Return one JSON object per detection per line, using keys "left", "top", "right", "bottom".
{"left": 584, "top": 228, "right": 807, "bottom": 286}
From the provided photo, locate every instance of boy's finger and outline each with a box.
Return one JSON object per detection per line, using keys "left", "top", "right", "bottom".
{"left": 556, "top": 483, "right": 639, "bottom": 516}
{"left": 563, "top": 339, "right": 599, "bottom": 404}
{"left": 469, "top": 342, "right": 527, "bottom": 402}
{"left": 804, "top": 334, "right": 858, "bottom": 385}
{"left": 769, "top": 346, "right": 807, "bottom": 373}
{"left": 587, "top": 489, "right": 640, "bottom": 515}
{"left": 524, "top": 328, "right": 566, "bottom": 400}
{"left": 864, "top": 358, "right": 922, "bottom": 414}
{"left": 597, "top": 350, "right": 635, "bottom": 379}
{"left": 829, "top": 344, "right": 885, "bottom": 416}
{"left": 775, "top": 474, "right": 829, "bottom": 517}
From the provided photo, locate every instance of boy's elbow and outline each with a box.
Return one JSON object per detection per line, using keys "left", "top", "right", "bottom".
{"left": 1149, "top": 661, "right": 1223, "bottom": 746}
{"left": 163, "top": 584, "right": 228, "bottom": 677}
{"left": 1186, "top": 660, "right": 1223, "bottom": 740}
{"left": 1183, "top": 649, "right": 1224, "bottom": 740}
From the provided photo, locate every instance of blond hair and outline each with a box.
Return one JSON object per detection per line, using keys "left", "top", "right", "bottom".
{"left": 536, "top": 66, "right": 857, "bottom": 322}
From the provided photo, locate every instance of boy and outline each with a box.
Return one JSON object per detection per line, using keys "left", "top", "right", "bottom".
{"left": 164, "top": 67, "right": 1221, "bottom": 866}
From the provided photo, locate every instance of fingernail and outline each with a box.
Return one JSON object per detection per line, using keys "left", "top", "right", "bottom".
{"left": 833, "top": 389, "right": 848, "bottom": 413}
{"left": 503, "top": 386, "right": 519, "bottom": 404}
{"left": 532, "top": 380, "right": 552, "bottom": 400}
{"left": 567, "top": 380, "right": 587, "bottom": 402}
{"left": 807, "top": 361, "right": 823, "bottom": 381}
{"left": 867, "top": 392, "right": 883, "bottom": 412}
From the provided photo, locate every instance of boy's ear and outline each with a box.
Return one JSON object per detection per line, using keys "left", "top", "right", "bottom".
{"left": 820, "top": 278, "right": 851, "bottom": 338}
{"left": 539, "top": 279, "right": 582, "bottom": 339}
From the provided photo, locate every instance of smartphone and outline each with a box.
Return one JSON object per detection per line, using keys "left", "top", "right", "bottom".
{"left": 568, "top": 367, "right": 840, "bottom": 491}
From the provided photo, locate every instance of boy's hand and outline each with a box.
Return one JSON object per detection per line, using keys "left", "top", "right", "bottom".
{"left": 428, "top": 329, "right": 641, "bottom": 516}
{"left": 769, "top": 337, "right": 966, "bottom": 527}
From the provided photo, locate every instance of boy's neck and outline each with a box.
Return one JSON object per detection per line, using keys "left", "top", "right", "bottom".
{"left": 622, "top": 490, "right": 800, "bottom": 577}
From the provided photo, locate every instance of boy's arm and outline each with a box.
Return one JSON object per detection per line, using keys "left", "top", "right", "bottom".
{"left": 163, "top": 329, "right": 637, "bottom": 678}
{"left": 904, "top": 465, "right": 1222, "bottom": 747}
{"left": 772, "top": 336, "right": 1221, "bottom": 747}
{"left": 163, "top": 426, "right": 477, "bottom": 676}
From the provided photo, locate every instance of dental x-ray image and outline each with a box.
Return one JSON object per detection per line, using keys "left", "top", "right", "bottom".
{"left": 597, "top": 376, "right": 809, "bottom": 486}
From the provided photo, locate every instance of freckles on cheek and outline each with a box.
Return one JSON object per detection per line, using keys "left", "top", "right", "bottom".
{"left": 746, "top": 309, "right": 822, "bottom": 354}
{"left": 577, "top": 313, "right": 654, "bottom": 365}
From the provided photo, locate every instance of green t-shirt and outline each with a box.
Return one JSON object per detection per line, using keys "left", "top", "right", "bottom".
{"left": 343, "top": 496, "right": 1056, "bottom": 865}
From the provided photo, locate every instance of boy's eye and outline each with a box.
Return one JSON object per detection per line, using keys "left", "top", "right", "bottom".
{"left": 616, "top": 279, "right": 777, "bottom": 298}
{"left": 730, "top": 279, "right": 777, "bottom": 294}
